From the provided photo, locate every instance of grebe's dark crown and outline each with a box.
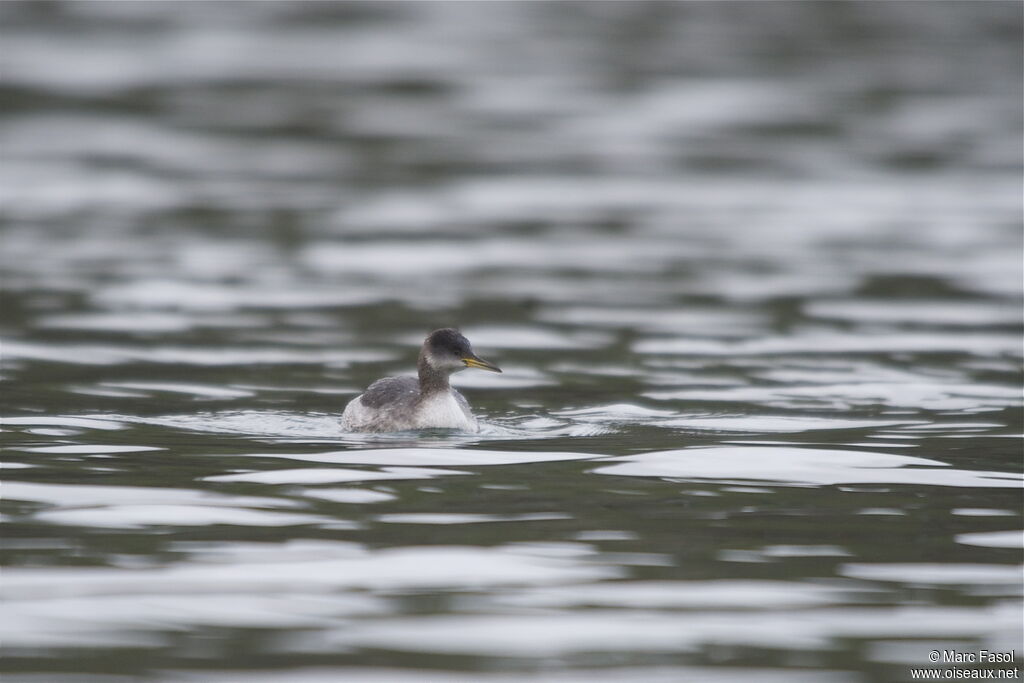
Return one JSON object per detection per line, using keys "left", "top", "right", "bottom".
{"left": 425, "top": 328, "right": 471, "bottom": 357}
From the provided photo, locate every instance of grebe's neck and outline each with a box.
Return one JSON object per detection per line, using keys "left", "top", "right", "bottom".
{"left": 417, "top": 350, "right": 451, "bottom": 396}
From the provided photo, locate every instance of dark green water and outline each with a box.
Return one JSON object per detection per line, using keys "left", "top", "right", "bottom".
{"left": 2, "top": 3, "right": 1022, "bottom": 682}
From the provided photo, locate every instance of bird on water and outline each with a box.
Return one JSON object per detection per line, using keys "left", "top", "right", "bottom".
{"left": 341, "top": 328, "right": 502, "bottom": 432}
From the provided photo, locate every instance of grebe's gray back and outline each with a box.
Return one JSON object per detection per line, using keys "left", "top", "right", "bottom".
{"left": 340, "top": 328, "right": 501, "bottom": 433}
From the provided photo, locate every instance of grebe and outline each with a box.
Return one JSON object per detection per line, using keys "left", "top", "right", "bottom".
{"left": 340, "top": 328, "right": 501, "bottom": 432}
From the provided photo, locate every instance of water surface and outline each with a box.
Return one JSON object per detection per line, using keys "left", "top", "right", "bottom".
{"left": 2, "top": 3, "right": 1022, "bottom": 682}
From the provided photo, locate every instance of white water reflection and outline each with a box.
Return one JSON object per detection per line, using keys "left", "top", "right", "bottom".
{"left": 647, "top": 380, "right": 1020, "bottom": 411}
{"left": 661, "top": 415, "right": 915, "bottom": 433}
{"left": 0, "top": 543, "right": 621, "bottom": 649}
{"left": 2, "top": 416, "right": 127, "bottom": 431}
{"left": 804, "top": 300, "right": 1022, "bottom": 327}
{"left": 157, "top": 666, "right": 857, "bottom": 683}
{"left": 635, "top": 331, "right": 1022, "bottom": 357}
{"left": 205, "top": 466, "right": 469, "bottom": 485}
{"left": 300, "top": 488, "right": 396, "bottom": 504}
{"left": 956, "top": 531, "right": 1024, "bottom": 549}
{"left": 6, "top": 480, "right": 318, "bottom": 529}
{"left": 237, "top": 447, "right": 600, "bottom": 467}
{"left": 2, "top": 340, "right": 393, "bottom": 366}
{"left": 100, "top": 382, "right": 255, "bottom": 399}
{"left": 840, "top": 563, "right": 1024, "bottom": 585}
{"left": 35, "top": 505, "right": 333, "bottom": 529}
{"left": 94, "top": 279, "right": 381, "bottom": 311}
{"left": 19, "top": 444, "right": 163, "bottom": 454}
{"left": 3, "top": 481, "right": 298, "bottom": 509}
{"left": 495, "top": 580, "right": 845, "bottom": 609}
{"left": 1, "top": 545, "right": 621, "bottom": 595}
{"left": 336, "top": 603, "right": 1021, "bottom": 657}
{"left": 376, "top": 512, "right": 571, "bottom": 525}
{"left": 593, "top": 447, "right": 1024, "bottom": 487}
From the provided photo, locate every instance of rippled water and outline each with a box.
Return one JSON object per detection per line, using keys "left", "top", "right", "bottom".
{"left": 2, "top": 3, "right": 1022, "bottom": 682}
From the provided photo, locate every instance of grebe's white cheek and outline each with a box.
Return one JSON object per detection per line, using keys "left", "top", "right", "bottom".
{"left": 431, "top": 350, "right": 465, "bottom": 372}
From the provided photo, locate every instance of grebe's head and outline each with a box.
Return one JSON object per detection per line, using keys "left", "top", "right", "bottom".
{"left": 423, "top": 328, "right": 502, "bottom": 374}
